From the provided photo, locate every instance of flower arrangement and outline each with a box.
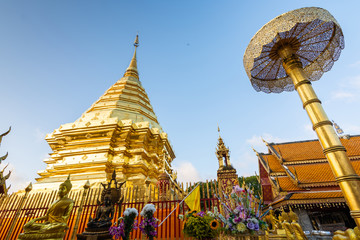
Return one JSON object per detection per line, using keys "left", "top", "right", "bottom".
{"left": 215, "top": 185, "right": 267, "bottom": 235}
{"left": 110, "top": 207, "right": 138, "bottom": 240}
{"left": 139, "top": 204, "right": 158, "bottom": 240}
{"left": 182, "top": 210, "right": 220, "bottom": 240}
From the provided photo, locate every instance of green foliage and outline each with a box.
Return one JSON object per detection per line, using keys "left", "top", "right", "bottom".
{"left": 238, "top": 176, "right": 261, "bottom": 198}
{"left": 183, "top": 211, "right": 219, "bottom": 239}
{"left": 183, "top": 212, "right": 218, "bottom": 239}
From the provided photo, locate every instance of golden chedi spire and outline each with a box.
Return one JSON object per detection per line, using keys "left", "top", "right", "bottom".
{"left": 34, "top": 36, "right": 175, "bottom": 191}
{"left": 123, "top": 35, "right": 139, "bottom": 80}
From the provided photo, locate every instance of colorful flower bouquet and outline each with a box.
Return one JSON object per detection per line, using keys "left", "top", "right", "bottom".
{"left": 110, "top": 207, "right": 138, "bottom": 240}
{"left": 182, "top": 210, "right": 220, "bottom": 240}
{"left": 215, "top": 185, "right": 267, "bottom": 236}
{"left": 139, "top": 204, "right": 158, "bottom": 240}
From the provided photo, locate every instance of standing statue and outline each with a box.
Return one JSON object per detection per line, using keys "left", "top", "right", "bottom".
{"left": 266, "top": 209, "right": 281, "bottom": 231}
{"left": 288, "top": 208, "right": 308, "bottom": 240}
{"left": 18, "top": 175, "right": 74, "bottom": 240}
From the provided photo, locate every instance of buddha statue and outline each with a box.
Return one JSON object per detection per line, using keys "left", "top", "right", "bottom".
{"left": 288, "top": 208, "right": 308, "bottom": 240}
{"left": 333, "top": 227, "right": 360, "bottom": 240}
{"left": 18, "top": 175, "right": 74, "bottom": 240}
{"left": 280, "top": 210, "right": 295, "bottom": 240}
{"left": 267, "top": 209, "right": 281, "bottom": 231}
{"left": 86, "top": 194, "right": 114, "bottom": 229}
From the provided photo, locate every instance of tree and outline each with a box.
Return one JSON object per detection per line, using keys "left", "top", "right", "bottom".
{"left": 238, "top": 175, "right": 261, "bottom": 198}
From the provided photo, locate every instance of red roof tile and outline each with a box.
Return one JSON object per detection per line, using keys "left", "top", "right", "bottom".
{"left": 270, "top": 135, "right": 360, "bottom": 162}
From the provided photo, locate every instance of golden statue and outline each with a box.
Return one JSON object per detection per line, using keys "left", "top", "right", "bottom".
{"left": 279, "top": 211, "right": 295, "bottom": 240}
{"left": 288, "top": 208, "right": 308, "bottom": 240}
{"left": 18, "top": 175, "right": 74, "bottom": 240}
{"left": 333, "top": 227, "right": 360, "bottom": 240}
{"left": 266, "top": 209, "right": 281, "bottom": 231}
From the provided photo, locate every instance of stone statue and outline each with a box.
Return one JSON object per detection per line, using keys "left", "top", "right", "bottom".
{"left": 87, "top": 194, "right": 114, "bottom": 228}
{"left": 280, "top": 211, "right": 295, "bottom": 240}
{"left": 18, "top": 175, "right": 74, "bottom": 240}
{"left": 333, "top": 227, "right": 360, "bottom": 240}
{"left": 77, "top": 170, "right": 125, "bottom": 240}
{"left": 288, "top": 208, "right": 308, "bottom": 240}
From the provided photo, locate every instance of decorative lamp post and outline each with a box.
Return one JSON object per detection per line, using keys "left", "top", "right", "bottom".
{"left": 71, "top": 180, "right": 90, "bottom": 240}
{"left": 243, "top": 7, "right": 360, "bottom": 227}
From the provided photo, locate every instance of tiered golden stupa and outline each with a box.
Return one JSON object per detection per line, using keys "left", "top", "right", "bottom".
{"left": 34, "top": 36, "right": 176, "bottom": 191}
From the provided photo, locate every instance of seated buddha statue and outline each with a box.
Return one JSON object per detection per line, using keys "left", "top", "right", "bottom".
{"left": 288, "top": 208, "right": 308, "bottom": 240}
{"left": 18, "top": 175, "right": 74, "bottom": 239}
{"left": 87, "top": 194, "right": 114, "bottom": 229}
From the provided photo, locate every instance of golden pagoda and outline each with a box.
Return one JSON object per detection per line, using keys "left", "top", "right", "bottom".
{"left": 34, "top": 36, "right": 176, "bottom": 191}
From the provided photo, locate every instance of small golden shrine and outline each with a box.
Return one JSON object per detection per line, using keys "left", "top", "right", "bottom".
{"left": 216, "top": 129, "right": 239, "bottom": 196}
{"left": 34, "top": 36, "right": 176, "bottom": 191}
{"left": 255, "top": 135, "right": 360, "bottom": 232}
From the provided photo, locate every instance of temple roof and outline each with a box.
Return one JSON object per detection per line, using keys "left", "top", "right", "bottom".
{"left": 257, "top": 135, "right": 360, "bottom": 207}
{"left": 268, "top": 135, "right": 360, "bottom": 162}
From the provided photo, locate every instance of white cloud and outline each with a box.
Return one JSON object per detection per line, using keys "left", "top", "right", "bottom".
{"left": 35, "top": 128, "right": 47, "bottom": 142}
{"left": 349, "top": 61, "right": 360, "bottom": 68}
{"left": 331, "top": 75, "right": 360, "bottom": 102}
{"left": 349, "top": 75, "right": 360, "bottom": 89}
{"left": 232, "top": 151, "right": 258, "bottom": 177}
{"left": 303, "top": 124, "right": 317, "bottom": 139}
{"left": 331, "top": 91, "right": 355, "bottom": 101}
{"left": 344, "top": 125, "right": 360, "bottom": 134}
{"left": 173, "top": 161, "right": 202, "bottom": 183}
{"left": 246, "top": 133, "right": 288, "bottom": 153}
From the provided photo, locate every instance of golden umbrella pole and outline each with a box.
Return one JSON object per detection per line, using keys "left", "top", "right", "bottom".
{"left": 243, "top": 7, "right": 360, "bottom": 227}
{"left": 279, "top": 46, "right": 360, "bottom": 226}
{"left": 70, "top": 180, "right": 90, "bottom": 240}
{"left": 5, "top": 182, "right": 32, "bottom": 240}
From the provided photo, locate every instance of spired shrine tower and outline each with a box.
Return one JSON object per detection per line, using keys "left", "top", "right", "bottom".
{"left": 34, "top": 36, "right": 176, "bottom": 191}
{"left": 216, "top": 129, "right": 239, "bottom": 196}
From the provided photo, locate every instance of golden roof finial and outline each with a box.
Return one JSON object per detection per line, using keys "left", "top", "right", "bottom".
{"left": 123, "top": 35, "right": 139, "bottom": 80}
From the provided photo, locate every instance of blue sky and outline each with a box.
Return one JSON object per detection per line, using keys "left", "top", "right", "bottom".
{"left": 1, "top": 0, "right": 360, "bottom": 192}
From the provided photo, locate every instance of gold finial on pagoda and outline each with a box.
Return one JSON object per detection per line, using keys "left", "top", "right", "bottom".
{"left": 124, "top": 35, "right": 139, "bottom": 80}
{"left": 134, "top": 34, "right": 139, "bottom": 47}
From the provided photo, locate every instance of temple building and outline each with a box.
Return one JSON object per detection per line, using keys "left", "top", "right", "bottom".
{"left": 254, "top": 134, "right": 360, "bottom": 232}
{"left": 34, "top": 36, "right": 177, "bottom": 191}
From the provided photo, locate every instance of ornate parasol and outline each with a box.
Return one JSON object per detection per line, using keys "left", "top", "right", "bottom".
{"left": 244, "top": 7, "right": 344, "bottom": 93}
{"left": 243, "top": 7, "right": 360, "bottom": 228}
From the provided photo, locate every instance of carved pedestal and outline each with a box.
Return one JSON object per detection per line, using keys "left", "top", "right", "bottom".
{"left": 77, "top": 227, "right": 112, "bottom": 240}
{"left": 18, "top": 232, "right": 65, "bottom": 240}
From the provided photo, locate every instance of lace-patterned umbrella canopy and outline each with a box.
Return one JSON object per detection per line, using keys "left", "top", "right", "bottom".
{"left": 243, "top": 7, "right": 344, "bottom": 93}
